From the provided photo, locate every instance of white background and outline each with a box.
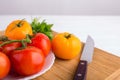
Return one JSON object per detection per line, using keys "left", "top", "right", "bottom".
{"left": 0, "top": 0, "right": 120, "bottom": 15}
{"left": 0, "top": 15, "right": 120, "bottom": 57}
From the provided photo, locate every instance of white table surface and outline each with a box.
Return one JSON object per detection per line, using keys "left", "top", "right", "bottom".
{"left": 0, "top": 15, "right": 120, "bottom": 57}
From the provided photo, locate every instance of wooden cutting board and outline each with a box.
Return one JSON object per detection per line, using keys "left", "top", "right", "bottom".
{"left": 0, "top": 31, "right": 120, "bottom": 80}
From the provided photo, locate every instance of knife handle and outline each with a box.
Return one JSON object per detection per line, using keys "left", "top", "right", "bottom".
{"left": 73, "top": 60, "right": 87, "bottom": 80}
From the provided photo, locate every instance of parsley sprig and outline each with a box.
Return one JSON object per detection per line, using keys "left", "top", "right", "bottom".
{"left": 31, "top": 18, "right": 53, "bottom": 40}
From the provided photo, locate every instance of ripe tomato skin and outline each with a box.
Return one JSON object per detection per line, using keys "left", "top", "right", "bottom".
{"left": 0, "top": 52, "right": 11, "bottom": 79}
{"left": 10, "top": 46, "right": 45, "bottom": 76}
{"left": 0, "top": 47, "right": 2, "bottom": 52}
{"left": 28, "top": 33, "right": 51, "bottom": 57}
{"left": 2, "top": 42, "right": 22, "bottom": 56}
{"left": 52, "top": 32, "right": 82, "bottom": 59}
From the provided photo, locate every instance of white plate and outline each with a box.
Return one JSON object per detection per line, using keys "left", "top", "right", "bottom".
{"left": 4, "top": 52, "right": 55, "bottom": 80}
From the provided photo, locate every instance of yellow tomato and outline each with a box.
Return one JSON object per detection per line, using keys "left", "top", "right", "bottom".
{"left": 52, "top": 32, "right": 82, "bottom": 59}
{"left": 5, "top": 19, "right": 33, "bottom": 40}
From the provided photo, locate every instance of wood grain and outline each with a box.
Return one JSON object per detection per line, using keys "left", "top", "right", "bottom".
{"left": 33, "top": 48, "right": 120, "bottom": 80}
{"left": 105, "top": 69, "right": 120, "bottom": 80}
{"left": 1, "top": 31, "right": 120, "bottom": 80}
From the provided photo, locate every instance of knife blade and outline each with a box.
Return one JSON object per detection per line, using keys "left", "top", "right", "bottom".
{"left": 73, "top": 35, "right": 94, "bottom": 80}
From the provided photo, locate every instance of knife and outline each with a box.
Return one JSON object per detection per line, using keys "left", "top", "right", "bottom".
{"left": 73, "top": 35, "right": 94, "bottom": 80}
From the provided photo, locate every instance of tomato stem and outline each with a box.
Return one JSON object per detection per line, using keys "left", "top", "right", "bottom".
{"left": 9, "top": 19, "right": 25, "bottom": 32}
{"left": 0, "top": 34, "right": 31, "bottom": 49}
{"left": 17, "top": 18, "right": 25, "bottom": 27}
{"left": 65, "top": 34, "right": 71, "bottom": 39}
{"left": 0, "top": 36, "right": 8, "bottom": 41}
{"left": 0, "top": 40, "right": 21, "bottom": 47}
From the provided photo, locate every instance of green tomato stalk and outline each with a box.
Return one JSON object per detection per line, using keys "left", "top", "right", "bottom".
{"left": 0, "top": 34, "right": 31, "bottom": 49}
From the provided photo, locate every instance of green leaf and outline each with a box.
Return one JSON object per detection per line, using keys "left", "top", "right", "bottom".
{"left": 44, "top": 32, "right": 53, "bottom": 40}
{"left": 31, "top": 18, "right": 53, "bottom": 40}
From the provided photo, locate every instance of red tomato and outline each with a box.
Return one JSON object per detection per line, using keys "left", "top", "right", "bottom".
{"left": 28, "top": 33, "right": 51, "bottom": 57}
{"left": 0, "top": 41, "right": 3, "bottom": 52}
{"left": 0, "top": 52, "right": 11, "bottom": 79}
{"left": 0, "top": 47, "right": 2, "bottom": 52}
{"left": 10, "top": 46, "right": 45, "bottom": 76}
{"left": 2, "top": 42, "right": 22, "bottom": 56}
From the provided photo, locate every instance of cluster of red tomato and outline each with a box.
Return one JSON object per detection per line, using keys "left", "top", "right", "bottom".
{"left": 0, "top": 19, "right": 82, "bottom": 79}
{"left": 0, "top": 33, "right": 51, "bottom": 79}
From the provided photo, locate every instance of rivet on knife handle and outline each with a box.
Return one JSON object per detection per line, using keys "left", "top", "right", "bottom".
{"left": 73, "top": 60, "right": 87, "bottom": 80}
